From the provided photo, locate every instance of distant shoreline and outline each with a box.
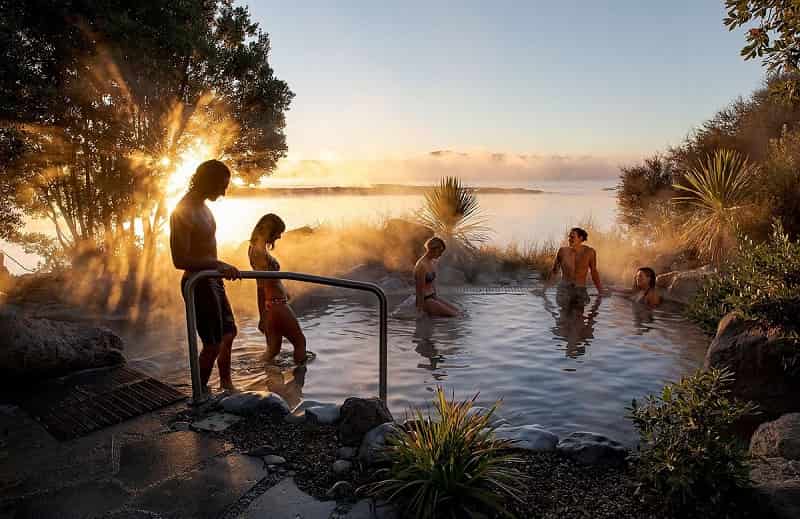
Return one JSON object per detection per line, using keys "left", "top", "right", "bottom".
{"left": 228, "top": 183, "right": 545, "bottom": 197}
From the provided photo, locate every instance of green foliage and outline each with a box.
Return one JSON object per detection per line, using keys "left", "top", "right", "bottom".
{"left": 687, "top": 222, "right": 800, "bottom": 332}
{"left": 724, "top": 1, "right": 800, "bottom": 74}
{"left": 416, "top": 177, "right": 491, "bottom": 249}
{"left": 674, "top": 149, "right": 757, "bottom": 265}
{"left": 628, "top": 368, "right": 757, "bottom": 516}
{"left": 616, "top": 154, "right": 676, "bottom": 230}
{"left": 364, "top": 389, "right": 526, "bottom": 519}
{"left": 760, "top": 128, "right": 800, "bottom": 239}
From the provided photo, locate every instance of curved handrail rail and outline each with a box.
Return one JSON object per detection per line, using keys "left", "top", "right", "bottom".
{"left": 182, "top": 270, "right": 388, "bottom": 405}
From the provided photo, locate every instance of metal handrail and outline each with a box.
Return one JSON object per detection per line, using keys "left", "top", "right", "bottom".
{"left": 182, "top": 270, "right": 388, "bottom": 405}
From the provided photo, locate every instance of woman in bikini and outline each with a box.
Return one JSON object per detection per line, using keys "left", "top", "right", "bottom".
{"left": 414, "top": 237, "right": 460, "bottom": 317}
{"left": 248, "top": 214, "right": 308, "bottom": 364}
{"left": 632, "top": 267, "right": 662, "bottom": 307}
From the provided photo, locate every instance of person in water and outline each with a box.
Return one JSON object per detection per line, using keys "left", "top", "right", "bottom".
{"left": 248, "top": 213, "right": 308, "bottom": 364}
{"left": 632, "top": 267, "right": 662, "bottom": 307}
{"left": 414, "top": 237, "right": 459, "bottom": 317}
{"left": 170, "top": 159, "right": 240, "bottom": 393}
{"left": 548, "top": 227, "right": 604, "bottom": 306}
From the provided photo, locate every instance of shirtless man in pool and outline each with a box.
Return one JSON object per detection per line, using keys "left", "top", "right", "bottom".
{"left": 548, "top": 227, "right": 604, "bottom": 305}
{"left": 170, "top": 159, "right": 241, "bottom": 393}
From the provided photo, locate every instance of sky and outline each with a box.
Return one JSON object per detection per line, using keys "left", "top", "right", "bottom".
{"left": 246, "top": 1, "right": 764, "bottom": 183}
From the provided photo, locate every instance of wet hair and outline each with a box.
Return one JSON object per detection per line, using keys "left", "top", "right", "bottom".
{"left": 250, "top": 213, "right": 286, "bottom": 249}
{"left": 188, "top": 160, "right": 230, "bottom": 195}
{"left": 636, "top": 267, "right": 657, "bottom": 289}
{"left": 425, "top": 236, "right": 446, "bottom": 252}
{"left": 570, "top": 227, "right": 588, "bottom": 241}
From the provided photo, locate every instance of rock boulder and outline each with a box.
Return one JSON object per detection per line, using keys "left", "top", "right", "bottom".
{"left": 338, "top": 397, "right": 394, "bottom": 446}
{"left": 751, "top": 413, "right": 800, "bottom": 460}
{"left": 556, "top": 432, "right": 627, "bottom": 467}
{"left": 495, "top": 424, "right": 558, "bottom": 451}
{"left": 359, "top": 422, "right": 402, "bottom": 466}
{"left": 0, "top": 308, "right": 125, "bottom": 382}
{"left": 220, "top": 391, "right": 290, "bottom": 416}
{"left": 305, "top": 403, "right": 341, "bottom": 425}
{"left": 750, "top": 457, "right": 800, "bottom": 519}
{"left": 656, "top": 265, "right": 714, "bottom": 304}
{"left": 704, "top": 313, "right": 800, "bottom": 419}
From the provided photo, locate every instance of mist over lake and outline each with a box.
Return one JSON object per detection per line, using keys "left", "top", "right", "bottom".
{"left": 211, "top": 179, "right": 617, "bottom": 249}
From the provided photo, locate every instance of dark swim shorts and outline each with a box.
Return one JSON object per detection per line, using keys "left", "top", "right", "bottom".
{"left": 181, "top": 277, "right": 237, "bottom": 345}
{"left": 556, "top": 282, "right": 590, "bottom": 307}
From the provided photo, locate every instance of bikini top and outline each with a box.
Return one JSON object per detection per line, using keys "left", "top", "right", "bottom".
{"left": 425, "top": 271, "right": 436, "bottom": 283}
{"left": 249, "top": 245, "right": 280, "bottom": 271}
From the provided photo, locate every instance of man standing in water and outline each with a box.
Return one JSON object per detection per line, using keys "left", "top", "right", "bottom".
{"left": 548, "top": 227, "right": 604, "bottom": 305}
{"left": 170, "top": 159, "right": 240, "bottom": 393}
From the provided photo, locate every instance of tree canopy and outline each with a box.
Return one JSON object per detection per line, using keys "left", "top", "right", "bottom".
{"left": 0, "top": 0, "right": 293, "bottom": 263}
{"left": 725, "top": 0, "right": 800, "bottom": 73}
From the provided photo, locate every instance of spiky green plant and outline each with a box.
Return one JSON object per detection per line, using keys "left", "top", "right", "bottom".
{"left": 416, "top": 177, "right": 491, "bottom": 249}
{"left": 363, "top": 388, "right": 526, "bottom": 519}
{"left": 673, "top": 149, "right": 757, "bottom": 265}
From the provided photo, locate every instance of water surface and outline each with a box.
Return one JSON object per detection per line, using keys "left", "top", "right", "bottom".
{"left": 128, "top": 281, "right": 708, "bottom": 445}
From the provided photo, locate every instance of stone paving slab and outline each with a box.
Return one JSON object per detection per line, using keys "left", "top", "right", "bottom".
{"left": 341, "top": 499, "right": 398, "bottom": 519}
{"left": 242, "top": 478, "right": 336, "bottom": 519}
{"left": 130, "top": 454, "right": 265, "bottom": 519}
{"left": 116, "top": 431, "right": 231, "bottom": 491}
{"left": 12, "top": 480, "right": 130, "bottom": 519}
{"left": 192, "top": 412, "right": 242, "bottom": 432}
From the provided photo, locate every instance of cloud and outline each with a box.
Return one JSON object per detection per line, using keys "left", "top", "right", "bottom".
{"left": 269, "top": 149, "right": 627, "bottom": 186}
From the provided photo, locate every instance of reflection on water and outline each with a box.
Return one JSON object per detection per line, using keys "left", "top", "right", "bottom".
{"left": 126, "top": 282, "right": 709, "bottom": 445}
{"left": 541, "top": 286, "right": 602, "bottom": 361}
{"left": 264, "top": 364, "right": 307, "bottom": 410}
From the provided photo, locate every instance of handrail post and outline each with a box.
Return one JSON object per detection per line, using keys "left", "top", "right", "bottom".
{"left": 183, "top": 270, "right": 388, "bottom": 405}
{"left": 182, "top": 275, "right": 208, "bottom": 404}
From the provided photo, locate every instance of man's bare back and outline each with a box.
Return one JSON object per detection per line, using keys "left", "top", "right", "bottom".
{"left": 555, "top": 245, "right": 595, "bottom": 287}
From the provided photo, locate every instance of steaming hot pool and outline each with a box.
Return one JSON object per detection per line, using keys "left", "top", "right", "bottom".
{"left": 129, "top": 282, "right": 709, "bottom": 445}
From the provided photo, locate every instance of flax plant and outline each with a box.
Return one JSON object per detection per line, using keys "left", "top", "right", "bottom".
{"left": 364, "top": 388, "right": 526, "bottom": 519}
{"left": 416, "top": 177, "right": 491, "bottom": 250}
{"left": 673, "top": 149, "right": 757, "bottom": 265}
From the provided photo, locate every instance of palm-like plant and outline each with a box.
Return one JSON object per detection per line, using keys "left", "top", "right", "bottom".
{"left": 416, "top": 177, "right": 491, "bottom": 249}
{"left": 673, "top": 149, "right": 757, "bottom": 265}
{"left": 363, "top": 389, "right": 526, "bottom": 519}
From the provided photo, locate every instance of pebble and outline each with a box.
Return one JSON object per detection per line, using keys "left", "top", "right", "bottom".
{"left": 246, "top": 445, "right": 276, "bottom": 457}
{"left": 262, "top": 454, "right": 286, "bottom": 465}
{"left": 306, "top": 404, "right": 341, "bottom": 425}
{"left": 337, "top": 446, "right": 357, "bottom": 460}
{"left": 332, "top": 459, "right": 352, "bottom": 476}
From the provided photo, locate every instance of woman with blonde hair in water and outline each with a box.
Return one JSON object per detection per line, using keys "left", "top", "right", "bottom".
{"left": 248, "top": 214, "right": 308, "bottom": 364}
{"left": 414, "top": 237, "right": 460, "bottom": 317}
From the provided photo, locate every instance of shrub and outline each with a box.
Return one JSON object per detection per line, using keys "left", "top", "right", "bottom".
{"left": 760, "top": 129, "right": 800, "bottom": 240}
{"left": 673, "top": 149, "right": 758, "bottom": 265}
{"left": 416, "top": 176, "right": 491, "bottom": 250}
{"left": 687, "top": 222, "right": 800, "bottom": 333}
{"left": 616, "top": 154, "right": 676, "bottom": 229}
{"left": 364, "top": 388, "right": 526, "bottom": 519}
{"left": 628, "top": 368, "right": 757, "bottom": 516}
